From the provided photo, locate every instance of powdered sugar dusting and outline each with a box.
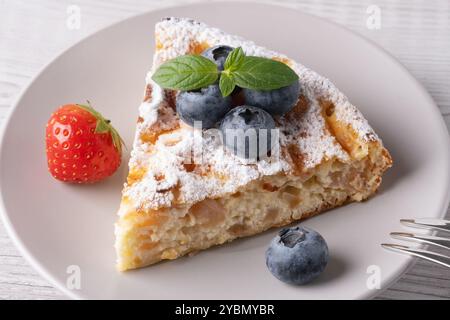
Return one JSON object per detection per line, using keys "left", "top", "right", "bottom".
{"left": 121, "top": 17, "right": 381, "bottom": 213}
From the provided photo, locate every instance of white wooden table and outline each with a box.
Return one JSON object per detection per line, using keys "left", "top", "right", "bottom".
{"left": 0, "top": 0, "right": 449, "bottom": 300}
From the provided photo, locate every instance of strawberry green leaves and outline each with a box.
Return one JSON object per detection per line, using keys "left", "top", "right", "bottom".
{"left": 76, "top": 103, "right": 124, "bottom": 154}
{"left": 151, "top": 47, "right": 299, "bottom": 97}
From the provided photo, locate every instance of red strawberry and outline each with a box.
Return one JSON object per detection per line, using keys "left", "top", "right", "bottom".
{"left": 45, "top": 103, "right": 123, "bottom": 183}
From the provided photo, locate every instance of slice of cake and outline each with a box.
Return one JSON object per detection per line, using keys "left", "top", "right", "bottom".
{"left": 115, "top": 17, "right": 392, "bottom": 271}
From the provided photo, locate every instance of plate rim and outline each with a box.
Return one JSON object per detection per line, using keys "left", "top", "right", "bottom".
{"left": 0, "top": 0, "right": 449, "bottom": 300}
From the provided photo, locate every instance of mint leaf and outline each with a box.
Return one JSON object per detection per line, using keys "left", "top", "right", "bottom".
{"left": 152, "top": 49, "right": 299, "bottom": 97}
{"left": 219, "top": 72, "right": 235, "bottom": 97}
{"left": 232, "top": 56, "right": 299, "bottom": 90}
{"left": 152, "top": 55, "right": 219, "bottom": 91}
{"left": 224, "top": 47, "right": 245, "bottom": 71}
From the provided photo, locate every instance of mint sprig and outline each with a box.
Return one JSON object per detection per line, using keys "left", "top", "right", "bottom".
{"left": 152, "top": 47, "right": 299, "bottom": 97}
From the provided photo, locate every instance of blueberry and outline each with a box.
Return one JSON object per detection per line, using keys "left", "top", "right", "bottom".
{"left": 220, "top": 105, "right": 276, "bottom": 160}
{"left": 265, "top": 226, "right": 329, "bottom": 285}
{"left": 176, "top": 85, "right": 231, "bottom": 129}
{"left": 201, "top": 45, "right": 234, "bottom": 71}
{"left": 243, "top": 81, "right": 301, "bottom": 116}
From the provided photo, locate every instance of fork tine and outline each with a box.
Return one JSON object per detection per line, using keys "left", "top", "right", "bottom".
{"left": 381, "top": 244, "right": 450, "bottom": 268}
{"left": 400, "top": 218, "right": 450, "bottom": 233}
{"left": 390, "top": 232, "right": 450, "bottom": 251}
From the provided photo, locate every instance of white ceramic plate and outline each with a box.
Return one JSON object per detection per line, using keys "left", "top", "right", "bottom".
{"left": 1, "top": 2, "right": 449, "bottom": 300}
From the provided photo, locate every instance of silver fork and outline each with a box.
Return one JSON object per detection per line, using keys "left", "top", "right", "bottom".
{"left": 381, "top": 218, "right": 450, "bottom": 268}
